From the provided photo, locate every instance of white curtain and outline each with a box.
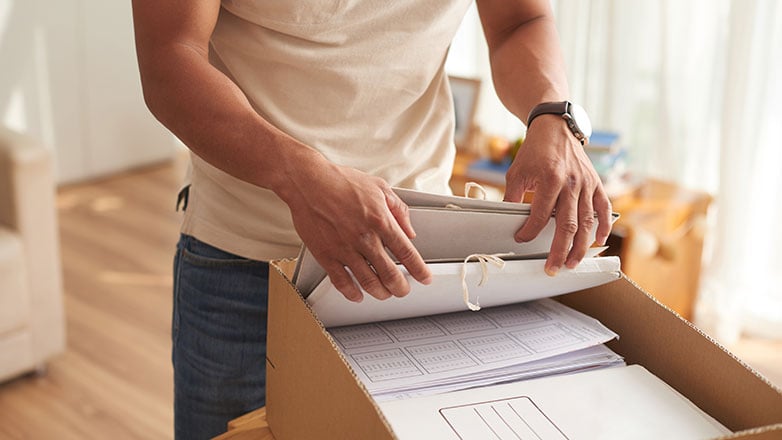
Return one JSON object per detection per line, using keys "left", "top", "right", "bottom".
{"left": 447, "top": 0, "right": 782, "bottom": 344}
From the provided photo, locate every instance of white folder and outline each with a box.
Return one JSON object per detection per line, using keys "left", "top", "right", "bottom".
{"left": 294, "top": 187, "right": 621, "bottom": 328}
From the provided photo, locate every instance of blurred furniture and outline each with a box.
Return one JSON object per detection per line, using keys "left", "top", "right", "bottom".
{"left": 214, "top": 407, "right": 274, "bottom": 440}
{"left": 450, "top": 152, "right": 712, "bottom": 320}
{"left": 0, "top": 127, "right": 65, "bottom": 382}
{"left": 607, "top": 179, "right": 711, "bottom": 321}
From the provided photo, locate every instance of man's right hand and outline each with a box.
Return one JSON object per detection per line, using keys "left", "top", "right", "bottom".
{"left": 279, "top": 161, "right": 432, "bottom": 302}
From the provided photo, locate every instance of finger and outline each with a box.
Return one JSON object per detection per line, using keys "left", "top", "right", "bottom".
{"left": 565, "top": 188, "right": 596, "bottom": 268}
{"left": 546, "top": 181, "right": 579, "bottom": 276}
{"left": 503, "top": 177, "right": 531, "bottom": 203}
{"left": 593, "top": 188, "right": 613, "bottom": 246}
{"left": 323, "top": 262, "right": 363, "bottom": 303}
{"left": 371, "top": 256, "right": 411, "bottom": 298}
{"left": 358, "top": 231, "right": 412, "bottom": 298}
{"left": 382, "top": 223, "right": 432, "bottom": 287}
{"left": 344, "top": 253, "right": 393, "bottom": 301}
{"left": 515, "top": 175, "right": 560, "bottom": 242}
{"left": 385, "top": 190, "right": 416, "bottom": 240}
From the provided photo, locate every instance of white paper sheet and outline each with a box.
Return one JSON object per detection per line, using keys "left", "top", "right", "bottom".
{"left": 376, "top": 344, "right": 624, "bottom": 401}
{"left": 328, "top": 298, "right": 620, "bottom": 397}
{"left": 379, "top": 365, "right": 731, "bottom": 440}
{"left": 308, "top": 256, "right": 621, "bottom": 328}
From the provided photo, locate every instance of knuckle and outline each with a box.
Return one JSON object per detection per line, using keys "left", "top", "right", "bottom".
{"left": 398, "top": 202, "right": 409, "bottom": 218}
{"left": 376, "top": 177, "right": 392, "bottom": 191}
{"left": 357, "top": 231, "right": 374, "bottom": 244}
{"left": 352, "top": 232, "right": 380, "bottom": 255}
{"left": 558, "top": 220, "right": 579, "bottom": 235}
{"left": 565, "top": 174, "right": 579, "bottom": 191}
{"left": 543, "top": 170, "right": 566, "bottom": 188}
{"left": 356, "top": 273, "right": 381, "bottom": 291}
{"left": 393, "top": 245, "right": 418, "bottom": 264}
{"left": 541, "top": 157, "right": 564, "bottom": 174}
{"left": 582, "top": 173, "right": 597, "bottom": 189}
{"left": 377, "top": 265, "right": 402, "bottom": 283}
{"left": 366, "top": 212, "right": 389, "bottom": 230}
{"left": 330, "top": 275, "right": 355, "bottom": 292}
{"left": 580, "top": 215, "right": 596, "bottom": 230}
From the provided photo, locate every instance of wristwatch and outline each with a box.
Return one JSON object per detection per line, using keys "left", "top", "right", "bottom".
{"left": 526, "top": 101, "right": 592, "bottom": 145}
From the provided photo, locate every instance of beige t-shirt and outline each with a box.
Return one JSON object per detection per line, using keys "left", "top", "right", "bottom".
{"left": 181, "top": 0, "right": 472, "bottom": 261}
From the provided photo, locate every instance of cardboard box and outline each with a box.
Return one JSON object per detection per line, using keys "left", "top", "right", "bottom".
{"left": 265, "top": 259, "right": 782, "bottom": 439}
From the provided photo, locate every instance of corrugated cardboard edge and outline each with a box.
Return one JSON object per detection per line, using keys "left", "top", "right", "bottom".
{"left": 558, "top": 273, "right": 782, "bottom": 438}
{"left": 266, "top": 259, "right": 397, "bottom": 440}
{"left": 723, "top": 424, "right": 782, "bottom": 440}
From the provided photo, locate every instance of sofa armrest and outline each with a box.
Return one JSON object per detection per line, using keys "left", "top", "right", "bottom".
{"left": 0, "top": 227, "right": 30, "bottom": 335}
{"left": 0, "top": 127, "right": 65, "bottom": 362}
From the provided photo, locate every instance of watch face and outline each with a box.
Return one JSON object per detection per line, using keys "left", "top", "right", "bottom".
{"left": 569, "top": 103, "right": 593, "bottom": 139}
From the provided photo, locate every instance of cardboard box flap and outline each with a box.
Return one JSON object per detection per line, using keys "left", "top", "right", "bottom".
{"left": 266, "top": 261, "right": 396, "bottom": 440}
{"left": 557, "top": 276, "right": 782, "bottom": 433}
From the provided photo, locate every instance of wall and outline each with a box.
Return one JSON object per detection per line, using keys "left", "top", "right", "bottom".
{"left": 0, "top": 0, "right": 177, "bottom": 184}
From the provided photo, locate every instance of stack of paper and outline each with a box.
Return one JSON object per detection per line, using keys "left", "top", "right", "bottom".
{"left": 327, "top": 298, "right": 625, "bottom": 400}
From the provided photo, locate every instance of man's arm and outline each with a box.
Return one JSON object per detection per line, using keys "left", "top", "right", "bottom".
{"left": 476, "top": 0, "right": 612, "bottom": 275}
{"left": 131, "top": 0, "right": 431, "bottom": 300}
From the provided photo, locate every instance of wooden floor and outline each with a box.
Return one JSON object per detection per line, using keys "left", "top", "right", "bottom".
{"left": 0, "top": 161, "right": 182, "bottom": 439}
{"left": 0, "top": 160, "right": 780, "bottom": 439}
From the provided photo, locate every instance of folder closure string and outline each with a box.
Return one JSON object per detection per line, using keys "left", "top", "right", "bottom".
{"left": 460, "top": 252, "right": 514, "bottom": 311}
{"left": 464, "top": 182, "right": 487, "bottom": 200}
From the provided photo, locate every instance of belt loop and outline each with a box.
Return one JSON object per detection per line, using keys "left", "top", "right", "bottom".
{"left": 176, "top": 184, "right": 191, "bottom": 212}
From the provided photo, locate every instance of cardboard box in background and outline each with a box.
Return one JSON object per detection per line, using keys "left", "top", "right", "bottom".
{"left": 265, "top": 260, "right": 782, "bottom": 439}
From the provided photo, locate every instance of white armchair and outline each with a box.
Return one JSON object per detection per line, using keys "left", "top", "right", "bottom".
{"left": 0, "top": 127, "right": 65, "bottom": 382}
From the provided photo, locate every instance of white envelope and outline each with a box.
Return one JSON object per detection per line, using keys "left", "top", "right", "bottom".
{"left": 378, "top": 364, "right": 730, "bottom": 440}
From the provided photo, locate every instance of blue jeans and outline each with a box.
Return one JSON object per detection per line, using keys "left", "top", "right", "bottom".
{"left": 172, "top": 234, "right": 269, "bottom": 439}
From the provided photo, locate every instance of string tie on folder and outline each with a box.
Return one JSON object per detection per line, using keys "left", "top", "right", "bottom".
{"left": 460, "top": 252, "right": 514, "bottom": 311}
{"left": 464, "top": 182, "right": 487, "bottom": 200}
{"left": 445, "top": 183, "right": 488, "bottom": 210}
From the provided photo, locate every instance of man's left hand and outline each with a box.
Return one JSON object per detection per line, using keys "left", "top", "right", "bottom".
{"left": 503, "top": 114, "right": 613, "bottom": 276}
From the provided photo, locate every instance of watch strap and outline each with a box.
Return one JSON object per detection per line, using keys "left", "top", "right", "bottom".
{"left": 527, "top": 101, "right": 588, "bottom": 145}
{"left": 526, "top": 101, "right": 570, "bottom": 127}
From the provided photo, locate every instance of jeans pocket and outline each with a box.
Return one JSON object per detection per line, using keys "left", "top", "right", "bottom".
{"left": 180, "top": 236, "right": 257, "bottom": 267}
{"left": 173, "top": 235, "right": 269, "bottom": 378}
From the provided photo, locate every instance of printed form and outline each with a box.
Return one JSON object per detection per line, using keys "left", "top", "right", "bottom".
{"left": 328, "top": 298, "right": 620, "bottom": 398}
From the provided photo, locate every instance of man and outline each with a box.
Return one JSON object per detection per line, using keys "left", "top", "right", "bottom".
{"left": 131, "top": 0, "right": 612, "bottom": 437}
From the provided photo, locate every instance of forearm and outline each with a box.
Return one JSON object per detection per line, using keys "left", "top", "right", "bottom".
{"left": 138, "top": 44, "right": 326, "bottom": 199}
{"left": 478, "top": 8, "right": 569, "bottom": 122}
